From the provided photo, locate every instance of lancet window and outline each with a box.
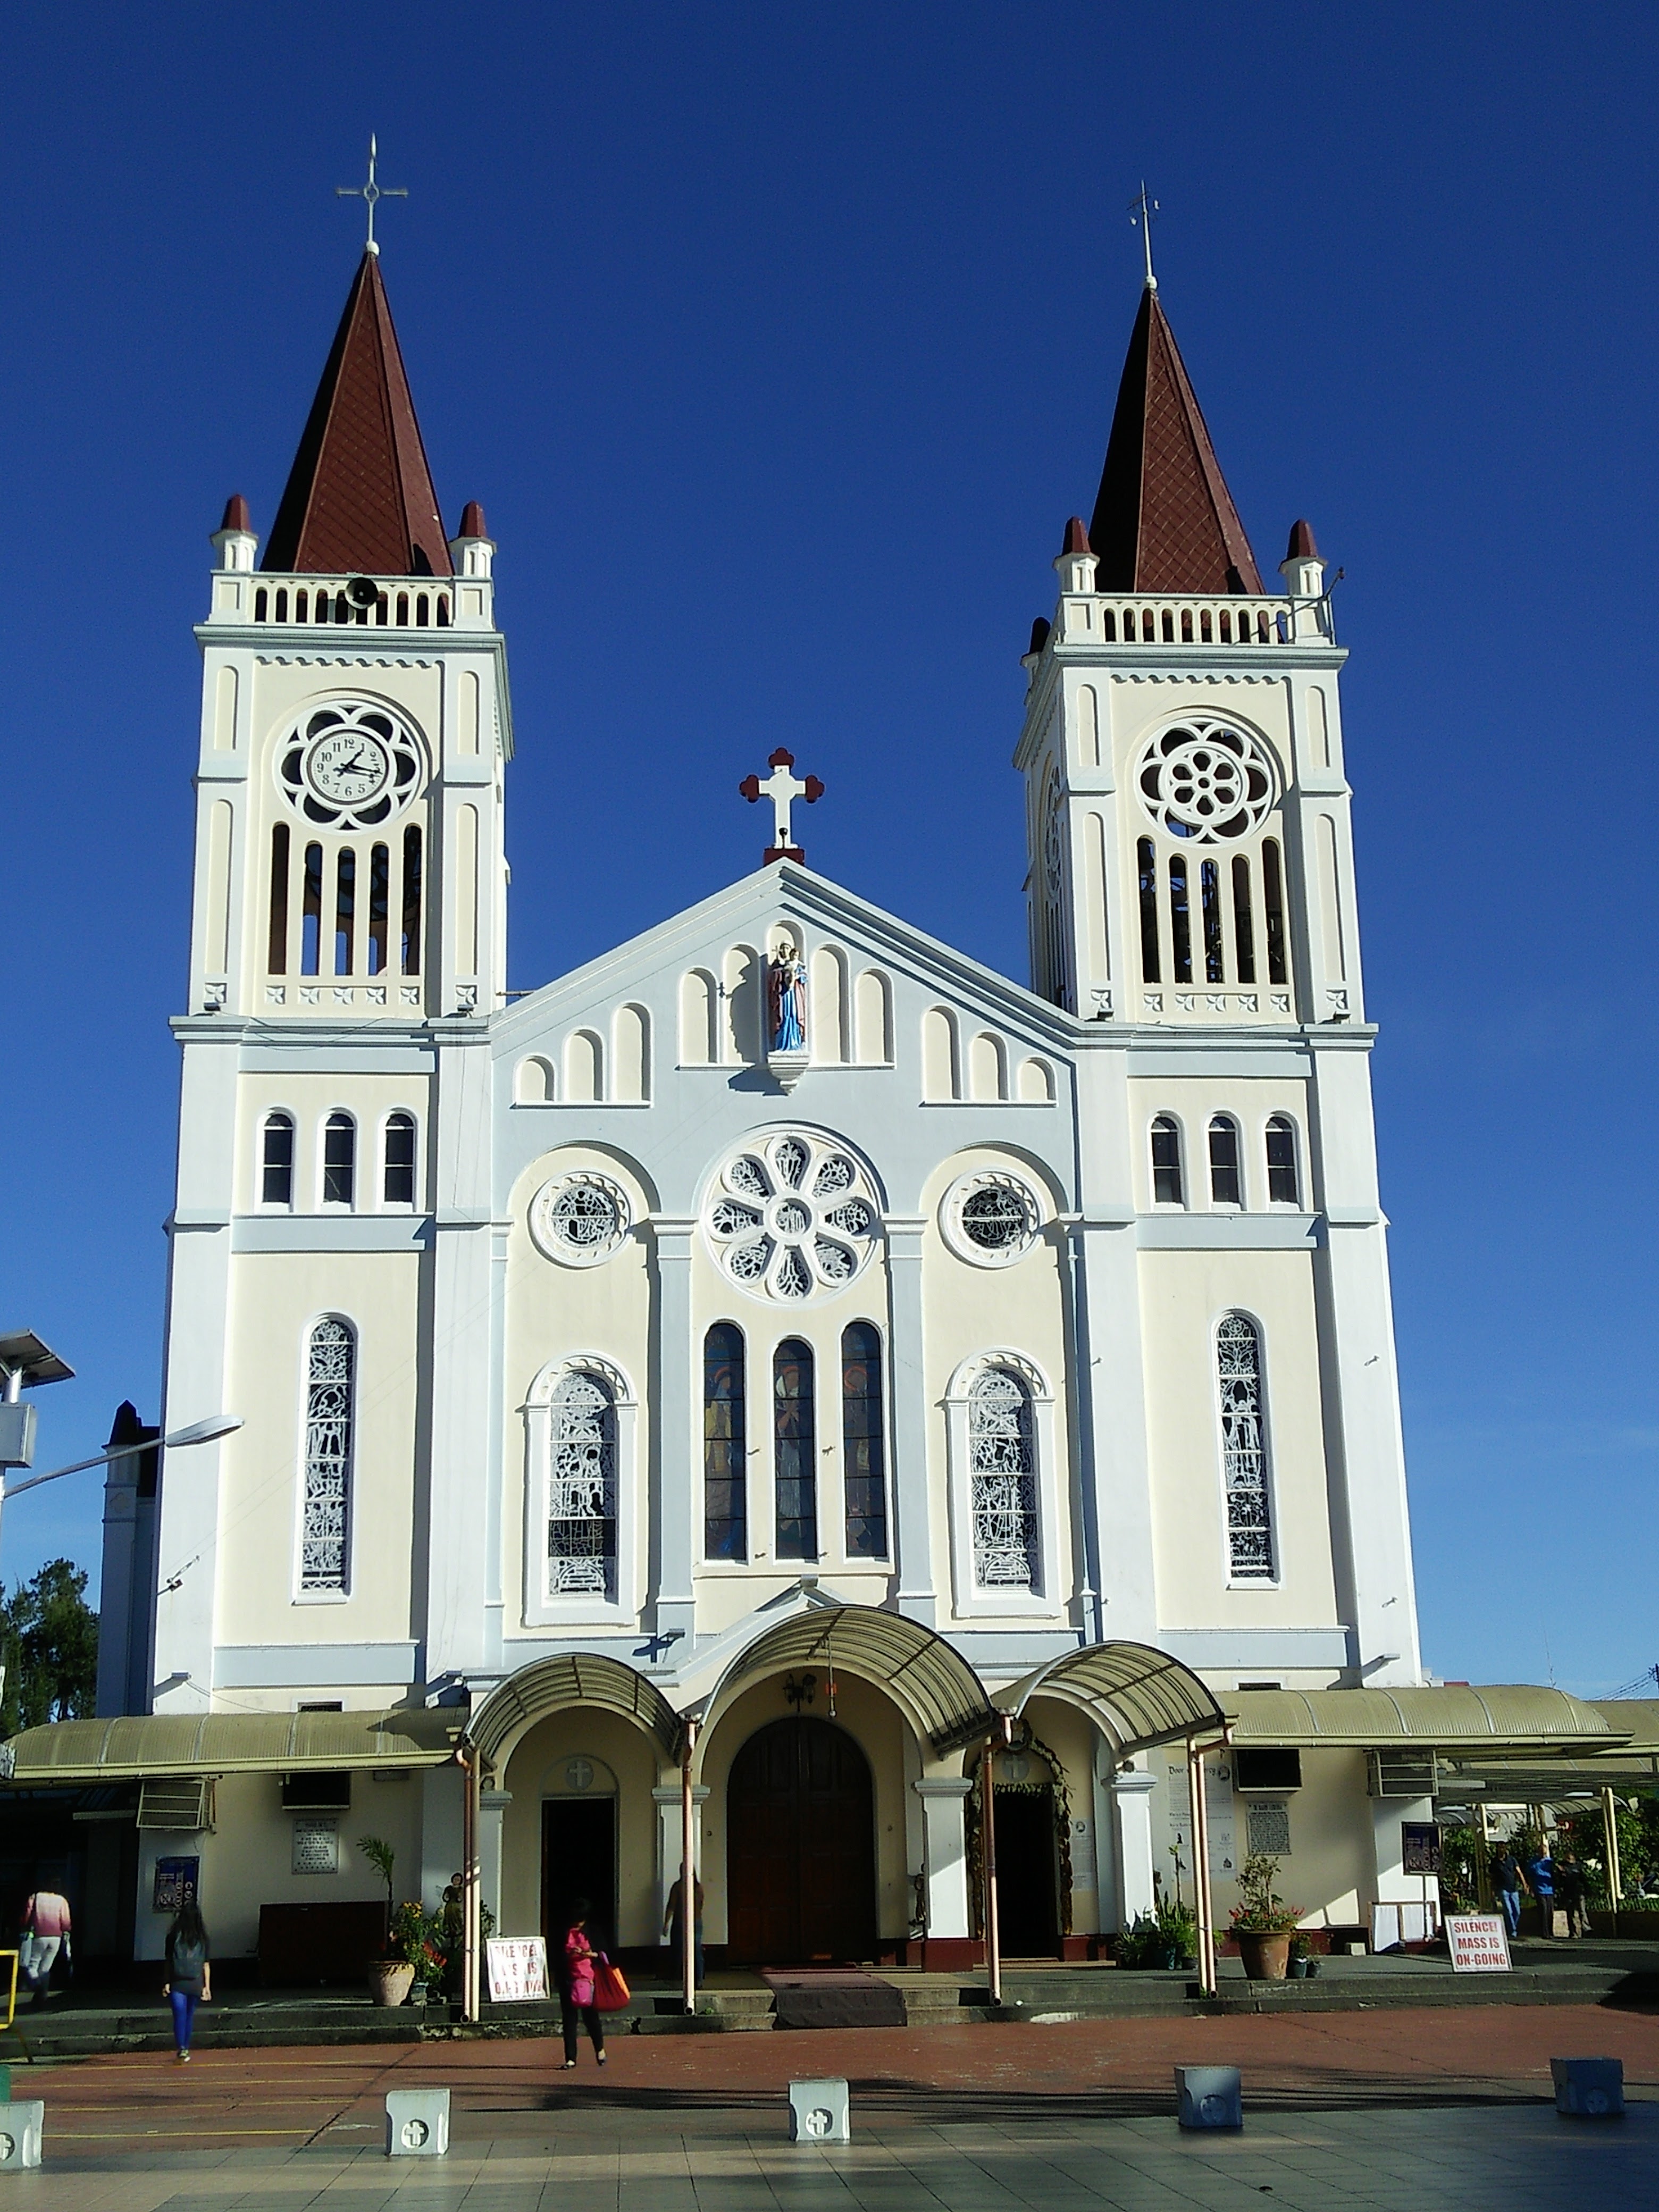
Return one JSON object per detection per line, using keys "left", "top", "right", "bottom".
{"left": 703, "top": 1324, "right": 747, "bottom": 1561}
{"left": 1208, "top": 1116, "right": 1242, "bottom": 1206}
{"left": 322, "top": 1112, "right": 355, "bottom": 1208}
{"left": 546, "top": 1370, "right": 617, "bottom": 1598}
{"left": 261, "top": 1112, "right": 295, "bottom": 1208}
{"left": 969, "top": 1368, "right": 1038, "bottom": 1589}
{"left": 1150, "top": 1115, "right": 1184, "bottom": 1205}
{"left": 774, "top": 1338, "right": 817, "bottom": 1561}
{"left": 841, "top": 1323, "right": 886, "bottom": 1559}
{"left": 382, "top": 1112, "right": 416, "bottom": 1206}
{"left": 1217, "top": 1314, "right": 1274, "bottom": 1580}
{"left": 1265, "top": 1116, "right": 1300, "bottom": 1205}
{"left": 300, "top": 1317, "right": 354, "bottom": 1591}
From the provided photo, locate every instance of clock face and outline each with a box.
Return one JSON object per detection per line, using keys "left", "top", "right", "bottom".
{"left": 306, "top": 730, "right": 391, "bottom": 806}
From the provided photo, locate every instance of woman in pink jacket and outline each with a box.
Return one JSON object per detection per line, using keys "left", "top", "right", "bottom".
{"left": 557, "top": 1900, "right": 607, "bottom": 2069}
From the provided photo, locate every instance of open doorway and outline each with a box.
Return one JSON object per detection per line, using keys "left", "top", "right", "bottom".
{"left": 542, "top": 1797, "right": 617, "bottom": 1955}
{"left": 992, "top": 1783, "right": 1060, "bottom": 1957}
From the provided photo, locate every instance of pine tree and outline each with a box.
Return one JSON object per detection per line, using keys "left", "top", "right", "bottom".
{"left": 0, "top": 1560, "right": 98, "bottom": 1735}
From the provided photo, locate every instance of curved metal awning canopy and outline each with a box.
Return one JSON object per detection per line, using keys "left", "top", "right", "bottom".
{"left": 703, "top": 1605, "right": 995, "bottom": 1756}
{"left": 1, "top": 1707, "right": 462, "bottom": 1784}
{"left": 1005, "top": 1640, "right": 1226, "bottom": 1756}
{"left": 467, "top": 1653, "right": 684, "bottom": 1770}
{"left": 1222, "top": 1685, "right": 1629, "bottom": 1753}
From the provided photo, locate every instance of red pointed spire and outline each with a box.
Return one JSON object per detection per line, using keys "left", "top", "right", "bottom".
{"left": 263, "top": 253, "right": 451, "bottom": 577}
{"left": 1087, "top": 288, "right": 1262, "bottom": 595}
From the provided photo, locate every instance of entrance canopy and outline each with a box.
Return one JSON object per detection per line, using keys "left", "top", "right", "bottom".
{"left": 1222, "top": 1685, "right": 1628, "bottom": 1754}
{"left": 467, "top": 1653, "right": 684, "bottom": 1771}
{"left": 1004, "top": 1640, "right": 1225, "bottom": 1755}
{"left": 3, "top": 1706, "right": 461, "bottom": 1783}
{"left": 704, "top": 1606, "right": 995, "bottom": 1756}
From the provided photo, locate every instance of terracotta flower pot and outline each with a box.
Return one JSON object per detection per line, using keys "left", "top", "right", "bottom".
{"left": 368, "top": 1960, "right": 416, "bottom": 2008}
{"left": 1236, "top": 1931, "right": 1292, "bottom": 1981}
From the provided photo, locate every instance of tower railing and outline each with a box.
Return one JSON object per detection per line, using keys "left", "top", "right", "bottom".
{"left": 1055, "top": 593, "right": 1331, "bottom": 649}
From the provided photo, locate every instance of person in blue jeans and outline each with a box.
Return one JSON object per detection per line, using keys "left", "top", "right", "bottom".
{"left": 161, "top": 1900, "right": 212, "bottom": 2063}
{"left": 1489, "top": 1846, "right": 1527, "bottom": 1939}
{"left": 1529, "top": 1846, "right": 1556, "bottom": 1938}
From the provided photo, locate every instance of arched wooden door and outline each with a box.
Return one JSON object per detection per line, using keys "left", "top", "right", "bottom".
{"left": 725, "top": 1717, "right": 877, "bottom": 1964}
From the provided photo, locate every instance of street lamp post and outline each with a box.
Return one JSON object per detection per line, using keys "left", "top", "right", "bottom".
{"left": 0, "top": 1412, "right": 243, "bottom": 1552}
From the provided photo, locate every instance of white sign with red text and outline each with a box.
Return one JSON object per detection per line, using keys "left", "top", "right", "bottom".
{"left": 1445, "top": 1914, "right": 1512, "bottom": 1973}
{"left": 486, "top": 1936, "right": 550, "bottom": 2002}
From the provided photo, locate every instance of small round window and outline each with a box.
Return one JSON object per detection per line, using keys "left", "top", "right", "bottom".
{"left": 943, "top": 1172, "right": 1042, "bottom": 1267}
{"left": 530, "top": 1173, "right": 631, "bottom": 1267}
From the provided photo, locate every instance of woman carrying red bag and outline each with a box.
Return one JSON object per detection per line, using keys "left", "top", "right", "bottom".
{"left": 557, "top": 1900, "right": 608, "bottom": 2069}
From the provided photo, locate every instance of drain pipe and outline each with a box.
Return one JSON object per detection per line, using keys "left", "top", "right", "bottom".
{"left": 681, "top": 1718, "right": 699, "bottom": 2015}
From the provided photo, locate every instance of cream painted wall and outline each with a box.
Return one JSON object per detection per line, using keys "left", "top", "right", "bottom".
{"left": 918, "top": 1145, "right": 1074, "bottom": 1626}
{"left": 1127, "top": 1078, "right": 1312, "bottom": 1214}
{"left": 1155, "top": 1744, "right": 1371, "bottom": 1930}
{"left": 496, "top": 1708, "right": 664, "bottom": 1946}
{"left": 695, "top": 1675, "right": 910, "bottom": 1948}
{"left": 216, "top": 1250, "right": 422, "bottom": 1647}
{"left": 238, "top": 1074, "right": 432, "bottom": 1216}
{"left": 1139, "top": 1249, "right": 1340, "bottom": 1628}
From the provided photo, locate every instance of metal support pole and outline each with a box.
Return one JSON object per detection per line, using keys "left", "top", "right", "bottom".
{"left": 981, "top": 1739, "right": 1001, "bottom": 2007}
{"left": 462, "top": 1747, "right": 481, "bottom": 2022}
{"left": 1477, "top": 1802, "right": 1494, "bottom": 1909}
{"left": 681, "top": 1719, "right": 699, "bottom": 2014}
{"left": 1602, "top": 1785, "right": 1623, "bottom": 1909}
{"left": 1189, "top": 1740, "right": 1217, "bottom": 1996}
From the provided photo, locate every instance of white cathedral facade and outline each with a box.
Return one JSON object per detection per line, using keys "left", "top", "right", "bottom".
{"left": 91, "top": 248, "right": 1436, "bottom": 1970}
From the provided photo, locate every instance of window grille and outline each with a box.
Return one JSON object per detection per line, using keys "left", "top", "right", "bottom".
{"left": 547, "top": 1370, "right": 617, "bottom": 1597}
{"left": 841, "top": 1323, "right": 886, "bottom": 1558}
{"left": 1208, "top": 1117, "right": 1242, "bottom": 1206}
{"left": 774, "top": 1338, "right": 817, "bottom": 1561}
{"left": 300, "top": 1318, "right": 354, "bottom": 1590}
{"left": 703, "top": 1324, "right": 746, "bottom": 1560}
{"left": 969, "top": 1370, "right": 1038, "bottom": 1589}
{"left": 261, "top": 1113, "right": 295, "bottom": 1207}
{"left": 1265, "top": 1116, "right": 1300, "bottom": 1205}
{"left": 1217, "top": 1314, "right": 1273, "bottom": 1579}
{"left": 382, "top": 1113, "right": 416, "bottom": 1205}
{"left": 1150, "top": 1116, "right": 1183, "bottom": 1205}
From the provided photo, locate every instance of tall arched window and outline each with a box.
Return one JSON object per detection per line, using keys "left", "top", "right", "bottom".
{"left": 547, "top": 1370, "right": 617, "bottom": 1598}
{"left": 1217, "top": 1315, "right": 1273, "bottom": 1580}
{"left": 261, "top": 1112, "right": 295, "bottom": 1208}
{"left": 1150, "top": 1115, "right": 1184, "bottom": 1205}
{"left": 1208, "top": 1115, "right": 1242, "bottom": 1206}
{"left": 300, "top": 1318, "right": 354, "bottom": 1591}
{"left": 841, "top": 1323, "right": 886, "bottom": 1558}
{"left": 969, "top": 1369, "right": 1037, "bottom": 1589}
{"left": 382, "top": 1112, "right": 416, "bottom": 1206}
{"left": 774, "top": 1338, "right": 816, "bottom": 1561}
{"left": 703, "top": 1325, "right": 746, "bottom": 1561}
{"left": 1265, "top": 1116, "right": 1300, "bottom": 1205}
{"left": 322, "top": 1112, "right": 356, "bottom": 1208}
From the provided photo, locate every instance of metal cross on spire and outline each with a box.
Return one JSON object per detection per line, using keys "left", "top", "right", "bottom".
{"left": 337, "top": 134, "right": 407, "bottom": 256}
{"left": 740, "top": 748, "right": 824, "bottom": 864}
{"left": 1128, "top": 181, "right": 1159, "bottom": 291}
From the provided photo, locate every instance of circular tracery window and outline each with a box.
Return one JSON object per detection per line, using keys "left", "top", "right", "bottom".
{"left": 705, "top": 1132, "right": 880, "bottom": 1302}
{"left": 942, "top": 1171, "right": 1042, "bottom": 1267}
{"left": 530, "top": 1173, "right": 631, "bottom": 1267}
{"left": 1136, "top": 720, "right": 1276, "bottom": 844}
{"left": 276, "top": 700, "right": 426, "bottom": 830}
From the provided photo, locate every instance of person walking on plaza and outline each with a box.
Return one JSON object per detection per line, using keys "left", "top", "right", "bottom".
{"left": 1554, "top": 1849, "right": 1590, "bottom": 1939}
{"left": 160, "top": 1900, "right": 212, "bottom": 2063}
{"left": 556, "top": 1900, "right": 607, "bottom": 2069}
{"left": 18, "top": 1887, "right": 71, "bottom": 2008}
{"left": 1528, "top": 1841, "right": 1557, "bottom": 1938}
{"left": 663, "top": 1866, "right": 705, "bottom": 1990}
{"left": 1489, "top": 1845, "right": 1528, "bottom": 1940}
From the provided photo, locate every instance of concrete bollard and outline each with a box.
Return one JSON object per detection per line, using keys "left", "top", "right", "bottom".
{"left": 1175, "top": 2065, "right": 1243, "bottom": 2131}
{"left": 1551, "top": 2058, "right": 1624, "bottom": 2118}
{"left": 0, "top": 2103, "right": 44, "bottom": 2172}
{"left": 385, "top": 2088, "right": 450, "bottom": 2157}
{"left": 789, "top": 2077, "right": 850, "bottom": 2144}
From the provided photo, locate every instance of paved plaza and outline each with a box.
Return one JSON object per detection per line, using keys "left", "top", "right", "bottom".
{"left": 7, "top": 2004, "right": 1657, "bottom": 2208}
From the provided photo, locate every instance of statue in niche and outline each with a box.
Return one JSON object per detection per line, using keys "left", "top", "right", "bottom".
{"left": 769, "top": 946, "right": 808, "bottom": 1053}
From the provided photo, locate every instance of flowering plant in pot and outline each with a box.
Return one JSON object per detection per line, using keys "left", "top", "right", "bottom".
{"left": 358, "top": 1836, "right": 417, "bottom": 2007}
{"left": 389, "top": 1902, "right": 449, "bottom": 2004}
{"left": 1228, "top": 1853, "right": 1302, "bottom": 1981}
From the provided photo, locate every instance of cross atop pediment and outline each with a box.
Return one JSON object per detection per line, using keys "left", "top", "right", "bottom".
{"left": 740, "top": 748, "right": 824, "bottom": 864}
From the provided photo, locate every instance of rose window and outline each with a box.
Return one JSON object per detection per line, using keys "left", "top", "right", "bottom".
{"left": 1136, "top": 720, "right": 1276, "bottom": 844}
{"left": 530, "top": 1173, "right": 631, "bottom": 1267}
{"left": 942, "top": 1171, "right": 1042, "bottom": 1267}
{"left": 705, "top": 1131, "right": 880, "bottom": 1302}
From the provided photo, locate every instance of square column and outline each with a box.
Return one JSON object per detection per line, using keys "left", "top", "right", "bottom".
{"left": 914, "top": 1777, "right": 974, "bottom": 1939}
{"left": 1111, "top": 1768, "right": 1158, "bottom": 1928}
{"left": 478, "top": 1789, "right": 512, "bottom": 1930}
{"left": 649, "top": 1224, "right": 696, "bottom": 1642}
{"left": 886, "top": 1220, "right": 936, "bottom": 1625}
{"left": 652, "top": 1782, "right": 708, "bottom": 1933}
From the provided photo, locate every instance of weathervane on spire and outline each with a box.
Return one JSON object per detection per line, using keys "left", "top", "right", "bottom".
{"left": 740, "top": 748, "right": 824, "bottom": 865}
{"left": 1128, "top": 182, "right": 1159, "bottom": 291}
{"left": 337, "top": 134, "right": 407, "bottom": 256}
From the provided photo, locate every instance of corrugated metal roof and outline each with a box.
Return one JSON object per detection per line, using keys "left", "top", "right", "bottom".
{"left": 468, "top": 1655, "right": 683, "bottom": 1767}
{"left": 4, "top": 1707, "right": 461, "bottom": 1783}
{"left": 709, "top": 1607, "right": 994, "bottom": 1756}
{"left": 1007, "top": 1640, "right": 1225, "bottom": 1754}
{"left": 1224, "top": 1685, "right": 1627, "bottom": 1752}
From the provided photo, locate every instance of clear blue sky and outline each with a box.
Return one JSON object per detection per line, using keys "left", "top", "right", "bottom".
{"left": 2, "top": 3, "right": 1654, "bottom": 1695}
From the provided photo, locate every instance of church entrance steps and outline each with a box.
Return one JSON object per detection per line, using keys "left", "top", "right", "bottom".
{"left": 3, "top": 1991, "right": 422, "bottom": 2062}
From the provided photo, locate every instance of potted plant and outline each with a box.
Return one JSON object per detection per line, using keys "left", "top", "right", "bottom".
{"left": 1155, "top": 1893, "right": 1199, "bottom": 1971}
{"left": 1228, "top": 1852, "right": 1303, "bottom": 1981}
{"left": 389, "top": 1901, "right": 448, "bottom": 2005}
{"left": 358, "top": 1836, "right": 416, "bottom": 2007}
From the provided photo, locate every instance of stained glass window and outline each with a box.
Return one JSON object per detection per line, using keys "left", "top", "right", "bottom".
{"left": 970, "top": 1369, "right": 1037, "bottom": 1589}
{"left": 300, "top": 1318, "right": 354, "bottom": 1590}
{"left": 841, "top": 1323, "right": 886, "bottom": 1559}
{"left": 547, "top": 1370, "right": 616, "bottom": 1597}
{"left": 703, "top": 1325, "right": 746, "bottom": 1560}
{"left": 774, "top": 1338, "right": 817, "bottom": 1561}
{"left": 1218, "top": 1314, "right": 1273, "bottom": 1579}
